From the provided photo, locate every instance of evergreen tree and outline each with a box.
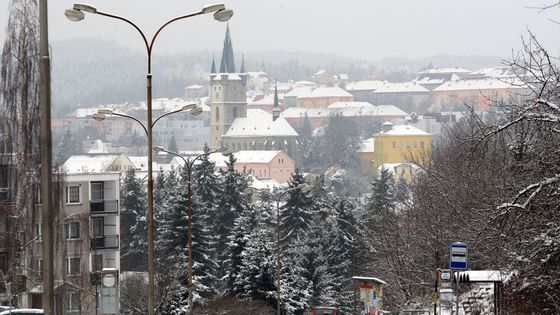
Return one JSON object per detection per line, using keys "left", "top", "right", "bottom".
{"left": 282, "top": 238, "right": 313, "bottom": 315}
{"left": 298, "top": 113, "right": 314, "bottom": 171}
{"left": 120, "top": 168, "right": 147, "bottom": 271}
{"left": 192, "top": 144, "right": 221, "bottom": 221}
{"left": 214, "top": 154, "right": 250, "bottom": 267}
{"left": 56, "top": 129, "right": 78, "bottom": 164}
{"left": 233, "top": 214, "right": 276, "bottom": 303}
{"left": 226, "top": 206, "right": 253, "bottom": 294}
{"left": 366, "top": 168, "right": 396, "bottom": 218}
{"left": 168, "top": 135, "right": 179, "bottom": 153}
{"left": 281, "top": 170, "right": 313, "bottom": 243}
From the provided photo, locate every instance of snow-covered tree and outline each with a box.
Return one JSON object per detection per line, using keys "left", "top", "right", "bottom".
{"left": 120, "top": 168, "right": 147, "bottom": 271}
{"left": 281, "top": 170, "right": 313, "bottom": 244}
{"left": 56, "top": 129, "right": 78, "bottom": 164}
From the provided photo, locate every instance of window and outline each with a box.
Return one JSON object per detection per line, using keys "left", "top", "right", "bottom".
{"left": 66, "top": 185, "right": 80, "bottom": 204}
{"left": 36, "top": 223, "right": 43, "bottom": 242}
{"left": 420, "top": 141, "right": 425, "bottom": 148}
{"left": 392, "top": 142, "right": 396, "bottom": 149}
{"left": 216, "top": 107, "right": 220, "bottom": 122}
{"left": 0, "top": 218, "right": 5, "bottom": 234}
{"left": 91, "top": 182, "right": 104, "bottom": 201}
{"left": 36, "top": 258, "right": 43, "bottom": 279}
{"left": 92, "top": 217, "right": 104, "bottom": 238}
{"left": 66, "top": 291, "right": 80, "bottom": 312}
{"left": 92, "top": 253, "right": 103, "bottom": 271}
{"left": 66, "top": 257, "right": 81, "bottom": 275}
{"left": 65, "top": 222, "right": 80, "bottom": 240}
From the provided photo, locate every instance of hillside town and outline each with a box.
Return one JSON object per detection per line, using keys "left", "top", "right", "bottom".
{"left": 1, "top": 1, "right": 559, "bottom": 315}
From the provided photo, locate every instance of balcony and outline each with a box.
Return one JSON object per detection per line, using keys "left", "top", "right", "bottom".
{"left": 90, "top": 235, "right": 119, "bottom": 250}
{"left": 0, "top": 187, "right": 14, "bottom": 203}
{"left": 90, "top": 200, "right": 118, "bottom": 215}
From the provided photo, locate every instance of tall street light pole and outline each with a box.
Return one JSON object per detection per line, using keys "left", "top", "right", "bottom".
{"left": 152, "top": 146, "right": 231, "bottom": 314}
{"left": 66, "top": 4, "right": 233, "bottom": 314}
{"left": 251, "top": 184, "right": 308, "bottom": 315}
{"left": 39, "top": 0, "right": 55, "bottom": 314}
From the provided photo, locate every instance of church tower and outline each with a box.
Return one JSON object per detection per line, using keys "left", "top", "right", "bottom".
{"left": 210, "top": 24, "right": 247, "bottom": 148}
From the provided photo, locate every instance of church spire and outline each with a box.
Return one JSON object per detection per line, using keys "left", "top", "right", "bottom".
{"left": 272, "top": 81, "right": 280, "bottom": 121}
{"left": 219, "top": 23, "right": 236, "bottom": 73}
{"left": 210, "top": 54, "right": 216, "bottom": 73}
{"left": 240, "top": 53, "right": 246, "bottom": 73}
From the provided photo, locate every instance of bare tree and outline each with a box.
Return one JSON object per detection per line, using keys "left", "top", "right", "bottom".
{"left": 0, "top": 0, "right": 41, "bottom": 301}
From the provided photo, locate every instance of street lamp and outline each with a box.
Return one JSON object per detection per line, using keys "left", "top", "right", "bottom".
{"left": 152, "top": 146, "right": 231, "bottom": 314}
{"left": 248, "top": 184, "right": 309, "bottom": 315}
{"left": 67, "top": 4, "right": 231, "bottom": 312}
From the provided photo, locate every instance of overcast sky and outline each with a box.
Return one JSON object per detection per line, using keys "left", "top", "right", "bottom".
{"left": 0, "top": 0, "right": 559, "bottom": 60}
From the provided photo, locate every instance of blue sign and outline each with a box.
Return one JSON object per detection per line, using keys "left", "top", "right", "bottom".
{"left": 449, "top": 242, "right": 468, "bottom": 270}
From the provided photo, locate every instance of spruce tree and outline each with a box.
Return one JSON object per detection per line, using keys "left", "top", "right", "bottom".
{"left": 232, "top": 212, "right": 276, "bottom": 302}
{"left": 214, "top": 154, "right": 250, "bottom": 268}
{"left": 281, "top": 170, "right": 313, "bottom": 243}
{"left": 56, "top": 129, "right": 78, "bottom": 164}
{"left": 282, "top": 237, "right": 313, "bottom": 315}
{"left": 120, "top": 168, "right": 147, "bottom": 271}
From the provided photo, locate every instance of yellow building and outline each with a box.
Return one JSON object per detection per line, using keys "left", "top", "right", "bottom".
{"left": 296, "top": 86, "right": 354, "bottom": 109}
{"left": 372, "top": 123, "right": 431, "bottom": 177}
{"left": 357, "top": 138, "right": 375, "bottom": 175}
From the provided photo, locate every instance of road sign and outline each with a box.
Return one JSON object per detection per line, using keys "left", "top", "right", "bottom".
{"left": 449, "top": 242, "right": 468, "bottom": 270}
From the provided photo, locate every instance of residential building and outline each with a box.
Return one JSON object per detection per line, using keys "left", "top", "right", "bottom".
{"left": 0, "top": 155, "right": 15, "bottom": 308}
{"left": 152, "top": 118, "right": 210, "bottom": 151}
{"left": 183, "top": 84, "right": 206, "bottom": 100}
{"left": 372, "top": 122, "right": 432, "bottom": 177}
{"left": 357, "top": 138, "right": 375, "bottom": 175}
{"left": 296, "top": 86, "right": 354, "bottom": 109}
{"left": 29, "top": 166, "right": 121, "bottom": 314}
{"left": 312, "top": 70, "right": 335, "bottom": 85}
{"left": 370, "top": 82, "right": 430, "bottom": 112}
{"left": 63, "top": 154, "right": 135, "bottom": 173}
{"left": 345, "top": 80, "right": 388, "bottom": 102}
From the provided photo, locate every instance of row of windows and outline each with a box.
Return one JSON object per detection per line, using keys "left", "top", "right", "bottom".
{"left": 65, "top": 182, "right": 105, "bottom": 204}
{"left": 36, "top": 222, "right": 80, "bottom": 241}
{"left": 391, "top": 141, "right": 426, "bottom": 149}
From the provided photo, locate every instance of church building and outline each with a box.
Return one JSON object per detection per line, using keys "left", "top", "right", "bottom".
{"left": 210, "top": 25, "right": 301, "bottom": 166}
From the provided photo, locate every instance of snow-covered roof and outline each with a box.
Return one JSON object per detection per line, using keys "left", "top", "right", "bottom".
{"left": 357, "top": 138, "right": 374, "bottom": 153}
{"left": 470, "top": 67, "right": 516, "bottom": 78}
{"left": 250, "top": 177, "right": 284, "bottom": 191}
{"left": 294, "top": 80, "right": 317, "bottom": 87}
{"left": 184, "top": 84, "right": 204, "bottom": 90}
{"left": 224, "top": 109, "right": 299, "bottom": 137}
{"left": 381, "top": 124, "right": 429, "bottom": 136}
{"left": 417, "top": 67, "right": 472, "bottom": 75}
{"left": 433, "top": 78, "right": 525, "bottom": 91}
{"left": 372, "top": 82, "right": 429, "bottom": 94}
{"left": 211, "top": 73, "right": 243, "bottom": 81}
{"left": 63, "top": 154, "right": 121, "bottom": 173}
{"left": 231, "top": 150, "right": 285, "bottom": 164}
{"left": 284, "top": 86, "right": 314, "bottom": 98}
{"left": 373, "top": 104, "right": 409, "bottom": 117}
{"left": 345, "top": 80, "right": 388, "bottom": 91}
{"left": 328, "top": 101, "right": 375, "bottom": 109}
{"left": 352, "top": 276, "right": 387, "bottom": 285}
{"left": 71, "top": 107, "right": 99, "bottom": 118}
{"left": 296, "top": 86, "right": 353, "bottom": 99}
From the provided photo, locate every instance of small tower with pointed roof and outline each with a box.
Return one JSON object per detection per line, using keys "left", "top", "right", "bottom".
{"left": 210, "top": 24, "right": 248, "bottom": 148}
{"left": 272, "top": 82, "right": 280, "bottom": 121}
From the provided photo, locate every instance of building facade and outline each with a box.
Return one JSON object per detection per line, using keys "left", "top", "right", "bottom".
{"left": 209, "top": 25, "right": 248, "bottom": 148}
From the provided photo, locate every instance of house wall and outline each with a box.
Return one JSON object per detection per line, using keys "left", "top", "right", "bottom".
{"left": 373, "top": 134, "right": 432, "bottom": 175}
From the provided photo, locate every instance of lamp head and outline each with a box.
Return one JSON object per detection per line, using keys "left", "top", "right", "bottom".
{"left": 97, "top": 109, "right": 114, "bottom": 115}
{"left": 213, "top": 9, "right": 234, "bottom": 22}
{"left": 181, "top": 103, "right": 198, "bottom": 111}
{"left": 190, "top": 107, "right": 204, "bottom": 116}
{"left": 73, "top": 3, "right": 97, "bottom": 13}
{"left": 92, "top": 113, "right": 107, "bottom": 121}
{"left": 202, "top": 3, "right": 225, "bottom": 14}
{"left": 217, "top": 148, "right": 233, "bottom": 156}
{"left": 64, "top": 9, "right": 84, "bottom": 21}
{"left": 152, "top": 146, "right": 166, "bottom": 153}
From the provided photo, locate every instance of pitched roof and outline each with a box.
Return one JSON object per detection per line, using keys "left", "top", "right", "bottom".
{"left": 224, "top": 109, "right": 299, "bottom": 137}
{"left": 417, "top": 67, "right": 472, "bottom": 75}
{"left": 380, "top": 124, "right": 429, "bottom": 136}
{"left": 297, "top": 86, "right": 353, "bottom": 98}
{"left": 357, "top": 138, "right": 374, "bottom": 153}
{"left": 372, "top": 82, "right": 429, "bottom": 94}
{"left": 345, "top": 80, "right": 388, "bottom": 91}
{"left": 219, "top": 24, "right": 236, "bottom": 73}
{"left": 328, "top": 101, "right": 375, "bottom": 109}
{"left": 63, "top": 154, "right": 123, "bottom": 173}
{"left": 432, "top": 78, "right": 525, "bottom": 91}
{"left": 373, "top": 104, "right": 409, "bottom": 117}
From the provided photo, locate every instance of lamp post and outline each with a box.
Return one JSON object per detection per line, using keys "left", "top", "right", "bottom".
{"left": 152, "top": 146, "right": 231, "bottom": 314}
{"left": 91, "top": 104, "right": 202, "bottom": 313}
{"left": 67, "top": 4, "right": 232, "bottom": 314}
{"left": 250, "top": 184, "right": 309, "bottom": 315}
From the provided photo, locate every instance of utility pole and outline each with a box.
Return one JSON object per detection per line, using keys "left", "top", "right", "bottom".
{"left": 39, "top": 0, "right": 54, "bottom": 314}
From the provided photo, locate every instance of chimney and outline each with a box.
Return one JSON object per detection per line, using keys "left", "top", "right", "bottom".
{"left": 381, "top": 122, "right": 393, "bottom": 133}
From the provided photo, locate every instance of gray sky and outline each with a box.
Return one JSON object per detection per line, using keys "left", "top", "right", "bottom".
{"left": 0, "top": 0, "right": 559, "bottom": 60}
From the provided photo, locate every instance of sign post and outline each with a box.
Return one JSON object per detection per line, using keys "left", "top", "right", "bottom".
{"left": 449, "top": 242, "right": 468, "bottom": 315}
